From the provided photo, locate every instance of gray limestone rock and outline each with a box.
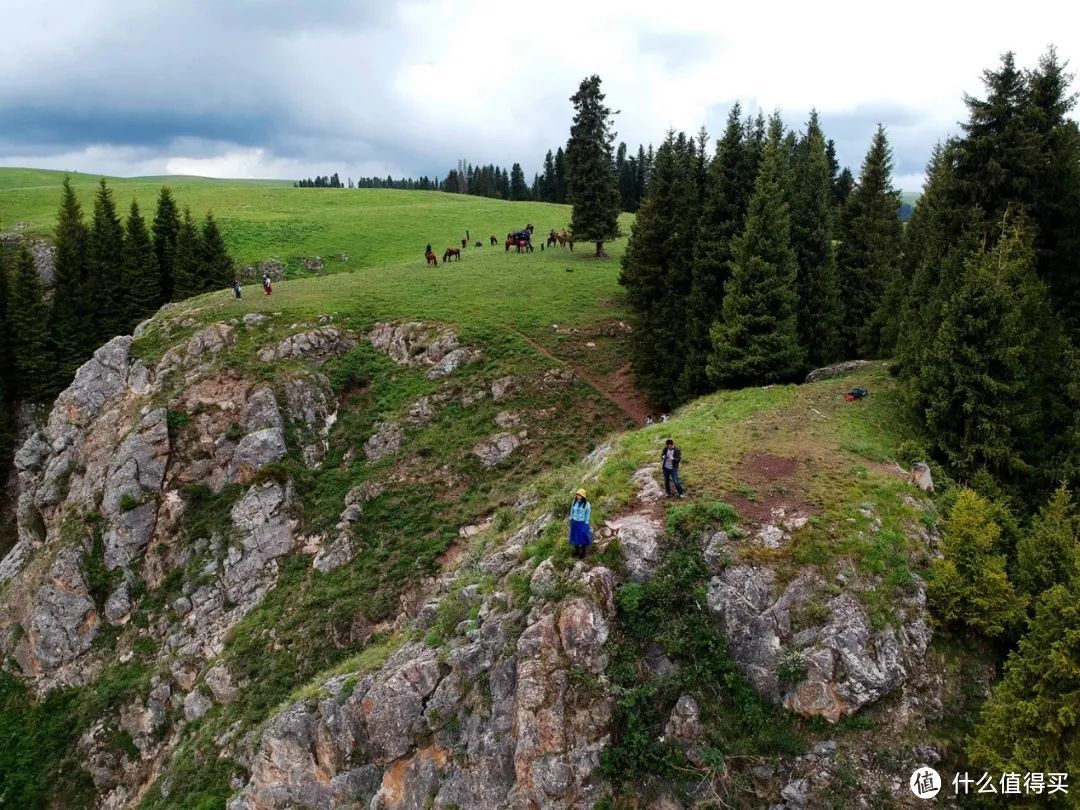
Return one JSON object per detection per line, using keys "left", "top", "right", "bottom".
{"left": 472, "top": 432, "right": 519, "bottom": 466}
{"left": 259, "top": 327, "right": 356, "bottom": 365}
{"left": 229, "top": 427, "right": 287, "bottom": 482}
{"left": 426, "top": 347, "right": 474, "bottom": 380}
{"left": 363, "top": 421, "right": 403, "bottom": 462}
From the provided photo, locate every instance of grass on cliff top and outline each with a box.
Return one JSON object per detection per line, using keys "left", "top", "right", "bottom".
{"left": 0, "top": 166, "right": 628, "bottom": 272}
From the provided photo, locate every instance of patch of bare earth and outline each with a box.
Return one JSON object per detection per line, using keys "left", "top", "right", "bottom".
{"left": 726, "top": 451, "right": 819, "bottom": 526}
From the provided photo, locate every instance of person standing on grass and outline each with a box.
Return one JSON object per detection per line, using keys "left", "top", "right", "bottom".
{"left": 661, "top": 439, "right": 685, "bottom": 498}
{"left": 569, "top": 488, "right": 592, "bottom": 559}
{"left": 262, "top": 273, "right": 273, "bottom": 296}
{"left": 232, "top": 279, "right": 242, "bottom": 300}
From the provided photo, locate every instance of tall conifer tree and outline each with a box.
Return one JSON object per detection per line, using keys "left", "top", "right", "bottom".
{"left": 837, "top": 125, "right": 902, "bottom": 357}
{"left": 48, "top": 176, "right": 89, "bottom": 390}
{"left": 619, "top": 132, "right": 700, "bottom": 407}
{"left": 152, "top": 187, "right": 180, "bottom": 302}
{"left": 85, "top": 178, "right": 125, "bottom": 342}
{"left": 121, "top": 200, "right": 160, "bottom": 327}
{"left": 199, "top": 213, "right": 233, "bottom": 293}
{"left": 791, "top": 111, "right": 843, "bottom": 367}
{"left": 171, "top": 208, "right": 202, "bottom": 301}
{"left": 566, "top": 75, "right": 622, "bottom": 257}
{"left": 7, "top": 247, "right": 52, "bottom": 401}
{"left": 707, "top": 115, "right": 803, "bottom": 387}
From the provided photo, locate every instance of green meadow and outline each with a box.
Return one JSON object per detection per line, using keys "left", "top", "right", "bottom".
{"left": 0, "top": 167, "right": 622, "bottom": 272}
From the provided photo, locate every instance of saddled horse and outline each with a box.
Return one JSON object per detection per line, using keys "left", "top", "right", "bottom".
{"left": 425, "top": 250, "right": 438, "bottom": 266}
{"left": 443, "top": 247, "right": 461, "bottom": 262}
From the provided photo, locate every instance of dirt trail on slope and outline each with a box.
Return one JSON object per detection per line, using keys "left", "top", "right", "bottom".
{"left": 507, "top": 327, "right": 654, "bottom": 425}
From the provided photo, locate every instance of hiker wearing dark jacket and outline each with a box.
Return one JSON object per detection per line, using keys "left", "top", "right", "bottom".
{"left": 661, "top": 439, "right": 685, "bottom": 497}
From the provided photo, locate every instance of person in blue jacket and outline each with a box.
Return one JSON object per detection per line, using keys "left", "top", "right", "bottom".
{"left": 569, "top": 488, "right": 592, "bottom": 559}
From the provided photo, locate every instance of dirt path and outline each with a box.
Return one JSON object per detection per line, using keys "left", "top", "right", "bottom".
{"left": 507, "top": 327, "right": 654, "bottom": 425}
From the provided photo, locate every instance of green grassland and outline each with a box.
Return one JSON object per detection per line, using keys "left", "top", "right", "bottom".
{"left": 0, "top": 167, "right": 614, "bottom": 272}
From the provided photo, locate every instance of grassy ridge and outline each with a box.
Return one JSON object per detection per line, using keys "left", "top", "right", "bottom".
{"left": 0, "top": 167, "right": 612, "bottom": 271}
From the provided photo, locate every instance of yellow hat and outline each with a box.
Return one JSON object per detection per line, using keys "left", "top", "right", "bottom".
{"left": 576, "top": 488, "right": 587, "bottom": 498}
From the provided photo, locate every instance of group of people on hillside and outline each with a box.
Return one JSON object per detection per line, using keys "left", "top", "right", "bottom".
{"left": 568, "top": 439, "right": 684, "bottom": 558}
{"left": 230, "top": 274, "right": 274, "bottom": 300}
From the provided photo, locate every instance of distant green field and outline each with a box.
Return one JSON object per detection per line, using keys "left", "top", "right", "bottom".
{"left": 0, "top": 167, "right": 601, "bottom": 272}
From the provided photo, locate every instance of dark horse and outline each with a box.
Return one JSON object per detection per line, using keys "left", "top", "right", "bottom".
{"left": 490, "top": 234, "right": 498, "bottom": 246}
{"left": 460, "top": 238, "right": 468, "bottom": 249}
{"left": 425, "top": 250, "right": 438, "bottom": 266}
{"left": 443, "top": 247, "right": 461, "bottom": 262}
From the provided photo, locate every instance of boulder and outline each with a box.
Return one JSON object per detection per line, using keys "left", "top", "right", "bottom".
{"left": 243, "top": 387, "right": 283, "bottom": 432}
{"left": 259, "top": 327, "right": 356, "bottom": 365}
{"left": 363, "top": 421, "right": 403, "bottom": 462}
{"left": 186, "top": 323, "right": 235, "bottom": 360}
{"left": 706, "top": 565, "right": 931, "bottom": 722}
{"left": 405, "top": 395, "right": 436, "bottom": 425}
{"left": 368, "top": 322, "right": 459, "bottom": 367}
{"left": 229, "top": 428, "right": 287, "bottom": 483}
{"left": 472, "top": 433, "right": 520, "bottom": 466}
{"left": 18, "top": 548, "right": 99, "bottom": 674}
{"left": 491, "top": 376, "right": 516, "bottom": 401}
{"left": 606, "top": 513, "right": 663, "bottom": 582}
{"left": 804, "top": 360, "right": 871, "bottom": 384}
{"left": 426, "top": 348, "right": 474, "bottom": 380}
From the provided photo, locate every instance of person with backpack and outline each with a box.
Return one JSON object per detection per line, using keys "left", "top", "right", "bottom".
{"left": 661, "top": 439, "right": 685, "bottom": 498}
{"left": 568, "top": 488, "right": 592, "bottom": 559}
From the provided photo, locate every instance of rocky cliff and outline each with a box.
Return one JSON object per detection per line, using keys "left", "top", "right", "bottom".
{"left": 0, "top": 308, "right": 974, "bottom": 808}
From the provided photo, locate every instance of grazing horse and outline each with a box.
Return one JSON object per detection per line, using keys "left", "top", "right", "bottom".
{"left": 425, "top": 250, "right": 438, "bottom": 266}
{"left": 443, "top": 247, "right": 461, "bottom": 262}
{"left": 490, "top": 234, "right": 498, "bottom": 246}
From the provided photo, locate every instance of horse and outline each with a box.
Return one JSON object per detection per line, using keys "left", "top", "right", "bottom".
{"left": 490, "top": 234, "right": 498, "bottom": 246}
{"left": 443, "top": 247, "right": 461, "bottom": 262}
{"left": 505, "top": 237, "right": 514, "bottom": 252}
{"left": 460, "top": 238, "right": 467, "bottom": 249}
{"left": 425, "top": 251, "right": 438, "bottom": 266}
{"left": 547, "top": 231, "right": 558, "bottom": 248}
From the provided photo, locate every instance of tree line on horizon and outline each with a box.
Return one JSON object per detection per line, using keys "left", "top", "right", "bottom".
{"left": 0, "top": 178, "right": 237, "bottom": 464}
{"left": 295, "top": 140, "right": 659, "bottom": 213}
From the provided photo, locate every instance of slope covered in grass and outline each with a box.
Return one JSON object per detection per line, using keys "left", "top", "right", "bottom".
{"left": 0, "top": 167, "right": 631, "bottom": 271}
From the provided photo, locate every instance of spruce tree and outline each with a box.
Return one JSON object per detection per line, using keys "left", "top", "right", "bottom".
{"left": 790, "top": 111, "right": 843, "bottom": 368}
{"left": 619, "top": 132, "right": 700, "bottom": 408}
{"left": 85, "top": 178, "right": 126, "bottom": 342}
{"left": 916, "top": 228, "right": 1052, "bottom": 484}
{"left": 554, "top": 147, "right": 567, "bottom": 204}
{"left": 1014, "top": 485, "right": 1079, "bottom": 600}
{"left": 1025, "top": 48, "right": 1080, "bottom": 339}
{"left": 540, "top": 150, "right": 557, "bottom": 201}
{"left": 199, "top": 213, "right": 233, "bottom": 293}
{"left": 45, "top": 177, "right": 88, "bottom": 391}
{"left": 679, "top": 106, "right": 760, "bottom": 400}
{"left": 836, "top": 125, "right": 902, "bottom": 357}
{"left": 707, "top": 115, "right": 803, "bottom": 387}
{"left": 121, "top": 200, "right": 160, "bottom": 327}
{"left": 969, "top": 578, "right": 1080, "bottom": 776}
{"left": 565, "top": 75, "right": 621, "bottom": 256}
{"left": 7, "top": 247, "right": 53, "bottom": 402}
{"left": 152, "top": 187, "right": 180, "bottom": 302}
{"left": 171, "top": 208, "right": 202, "bottom": 301}
{"left": 509, "top": 163, "right": 528, "bottom": 200}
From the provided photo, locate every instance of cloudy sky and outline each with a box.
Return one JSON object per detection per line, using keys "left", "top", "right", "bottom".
{"left": 2, "top": 0, "right": 1077, "bottom": 191}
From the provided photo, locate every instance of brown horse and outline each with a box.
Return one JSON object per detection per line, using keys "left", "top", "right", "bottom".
{"left": 460, "top": 238, "right": 467, "bottom": 249}
{"left": 425, "top": 250, "right": 438, "bottom": 266}
{"left": 443, "top": 247, "right": 461, "bottom": 262}
{"left": 490, "top": 234, "right": 498, "bottom": 246}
